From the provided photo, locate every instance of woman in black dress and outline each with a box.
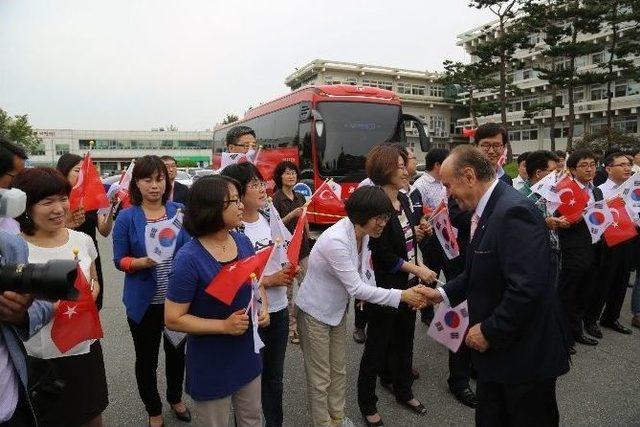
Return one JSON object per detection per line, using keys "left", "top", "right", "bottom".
{"left": 57, "top": 153, "right": 114, "bottom": 310}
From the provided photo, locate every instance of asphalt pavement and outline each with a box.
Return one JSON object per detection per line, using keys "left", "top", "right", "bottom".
{"left": 96, "top": 236, "right": 640, "bottom": 426}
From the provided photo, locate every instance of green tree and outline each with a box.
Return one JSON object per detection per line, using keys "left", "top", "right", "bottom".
{"left": 440, "top": 60, "right": 500, "bottom": 127}
{"left": 469, "top": 0, "right": 531, "bottom": 160}
{"left": 0, "top": 108, "right": 41, "bottom": 153}
{"left": 574, "top": 126, "right": 640, "bottom": 152}
{"left": 222, "top": 114, "right": 239, "bottom": 125}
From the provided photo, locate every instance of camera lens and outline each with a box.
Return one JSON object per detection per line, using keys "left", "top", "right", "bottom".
{"left": 0, "top": 260, "right": 79, "bottom": 301}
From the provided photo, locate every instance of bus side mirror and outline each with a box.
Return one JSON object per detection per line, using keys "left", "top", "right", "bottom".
{"left": 402, "top": 114, "right": 431, "bottom": 153}
{"left": 311, "top": 109, "right": 325, "bottom": 138}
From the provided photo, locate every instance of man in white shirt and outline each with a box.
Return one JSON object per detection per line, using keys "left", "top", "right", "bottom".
{"left": 632, "top": 148, "right": 640, "bottom": 173}
{"left": 0, "top": 138, "right": 27, "bottom": 234}
{"left": 584, "top": 152, "right": 634, "bottom": 338}
{"left": 512, "top": 152, "right": 529, "bottom": 192}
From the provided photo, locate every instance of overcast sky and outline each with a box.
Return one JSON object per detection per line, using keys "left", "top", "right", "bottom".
{"left": 0, "top": 1, "right": 495, "bottom": 131}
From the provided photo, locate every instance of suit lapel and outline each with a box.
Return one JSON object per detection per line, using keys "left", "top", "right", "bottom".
{"left": 468, "top": 181, "right": 505, "bottom": 250}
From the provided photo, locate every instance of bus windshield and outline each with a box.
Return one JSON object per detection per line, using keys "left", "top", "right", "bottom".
{"left": 316, "top": 102, "right": 401, "bottom": 180}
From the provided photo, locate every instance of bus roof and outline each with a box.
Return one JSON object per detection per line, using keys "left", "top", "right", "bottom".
{"left": 215, "top": 84, "right": 400, "bottom": 132}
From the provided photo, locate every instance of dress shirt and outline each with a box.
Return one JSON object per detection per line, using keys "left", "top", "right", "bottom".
{"left": 296, "top": 218, "right": 402, "bottom": 326}
{"left": 412, "top": 171, "right": 446, "bottom": 211}
{"left": 437, "top": 179, "right": 499, "bottom": 306}
{"left": 512, "top": 175, "right": 526, "bottom": 191}
{"left": 598, "top": 178, "right": 620, "bottom": 199}
{"left": 357, "top": 178, "right": 374, "bottom": 188}
{"left": 575, "top": 179, "right": 596, "bottom": 204}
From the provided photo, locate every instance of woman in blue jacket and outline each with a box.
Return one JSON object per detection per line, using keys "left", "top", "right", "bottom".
{"left": 113, "top": 155, "right": 191, "bottom": 427}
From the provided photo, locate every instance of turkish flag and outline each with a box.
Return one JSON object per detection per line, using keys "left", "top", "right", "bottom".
{"left": 554, "top": 176, "right": 589, "bottom": 223}
{"left": 287, "top": 208, "right": 308, "bottom": 270}
{"left": 462, "top": 128, "right": 476, "bottom": 139}
{"left": 51, "top": 265, "right": 103, "bottom": 353}
{"left": 254, "top": 147, "right": 299, "bottom": 181}
{"left": 205, "top": 246, "right": 273, "bottom": 305}
{"left": 604, "top": 197, "right": 638, "bottom": 247}
{"left": 69, "top": 153, "right": 109, "bottom": 212}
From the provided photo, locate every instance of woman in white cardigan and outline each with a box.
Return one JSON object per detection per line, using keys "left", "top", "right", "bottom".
{"left": 296, "top": 186, "right": 435, "bottom": 427}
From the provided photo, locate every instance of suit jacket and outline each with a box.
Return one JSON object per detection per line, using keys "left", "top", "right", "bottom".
{"left": 172, "top": 181, "right": 189, "bottom": 205}
{"left": 557, "top": 186, "right": 603, "bottom": 271}
{"left": 112, "top": 202, "right": 191, "bottom": 323}
{"left": 443, "top": 181, "right": 570, "bottom": 384}
{"left": 498, "top": 171, "right": 513, "bottom": 186}
{"left": 369, "top": 192, "right": 418, "bottom": 291}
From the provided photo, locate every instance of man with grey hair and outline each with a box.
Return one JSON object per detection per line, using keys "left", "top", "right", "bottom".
{"left": 418, "top": 145, "right": 570, "bottom": 426}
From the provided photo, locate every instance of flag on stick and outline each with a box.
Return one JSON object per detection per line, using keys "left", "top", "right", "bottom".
{"left": 432, "top": 207, "right": 460, "bottom": 260}
{"left": 603, "top": 197, "right": 638, "bottom": 247}
{"left": 144, "top": 210, "right": 184, "bottom": 263}
{"left": 246, "top": 274, "right": 265, "bottom": 354}
{"left": 69, "top": 152, "right": 109, "bottom": 212}
{"left": 582, "top": 201, "right": 614, "bottom": 243}
{"left": 427, "top": 300, "right": 469, "bottom": 353}
{"left": 287, "top": 208, "right": 308, "bottom": 270}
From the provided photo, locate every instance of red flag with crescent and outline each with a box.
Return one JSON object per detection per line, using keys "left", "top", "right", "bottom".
{"left": 554, "top": 176, "right": 589, "bottom": 223}
{"left": 603, "top": 197, "right": 638, "bottom": 247}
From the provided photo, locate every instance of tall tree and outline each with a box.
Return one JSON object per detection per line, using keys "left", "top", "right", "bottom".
{"left": 439, "top": 60, "right": 500, "bottom": 127}
{"left": 0, "top": 108, "right": 41, "bottom": 153}
{"left": 469, "top": 0, "right": 531, "bottom": 159}
{"left": 587, "top": 0, "right": 640, "bottom": 138}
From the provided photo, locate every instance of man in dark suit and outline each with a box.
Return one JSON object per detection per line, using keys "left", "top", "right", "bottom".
{"left": 161, "top": 155, "right": 189, "bottom": 205}
{"left": 419, "top": 145, "right": 570, "bottom": 426}
{"left": 475, "top": 122, "right": 513, "bottom": 186}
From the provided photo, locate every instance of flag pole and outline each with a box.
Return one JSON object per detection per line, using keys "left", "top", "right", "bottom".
{"left": 304, "top": 178, "right": 333, "bottom": 208}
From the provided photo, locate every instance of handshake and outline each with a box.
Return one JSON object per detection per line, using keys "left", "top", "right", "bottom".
{"left": 399, "top": 285, "right": 444, "bottom": 310}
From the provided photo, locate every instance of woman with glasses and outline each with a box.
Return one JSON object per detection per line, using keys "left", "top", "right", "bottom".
{"left": 13, "top": 167, "right": 108, "bottom": 427}
{"left": 165, "top": 175, "right": 268, "bottom": 426}
{"left": 356, "top": 143, "right": 437, "bottom": 426}
{"left": 271, "top": 161, "right": 310, "bottom": 344}
{"left": 220, "top": 162, "right": 293, "bottom": 427}
{"left": 112, "top": 155, "right": 191, "bottom": 427}
{"left": 57, "top": 153, "right": 114, "bottom": 310}
{"left": 296, "top": 186, "right": 430, "bottom": 427}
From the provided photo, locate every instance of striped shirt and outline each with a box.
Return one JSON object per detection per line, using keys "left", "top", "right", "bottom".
{"left": 149, "top": 215, "right": 172, "bottom": 304}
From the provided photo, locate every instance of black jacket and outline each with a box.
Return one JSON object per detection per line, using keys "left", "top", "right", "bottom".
{"left": 369, "top": 192, "right": 419, "bottom": 291}
{"left": 444, "top": 181, "right": 571, "bottom": 384}
{"left": 172, "top": 181, "right": 189, "bottom": 205}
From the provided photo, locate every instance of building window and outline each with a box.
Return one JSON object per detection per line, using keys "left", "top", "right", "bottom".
{"left": 429, "top": 114, "right": 447, "bottom": 137}
{"left": 592, "top": 51, "right": 606, "bottom": 65}
{"left": 55, "top": 144, "right": 69, "bottom": 155}
{"left": 345, "top": 77, "right": 357, "bottom": 85}
{"left": 411, "top": 84, "right": 426, "bottom": 96}
{"left": 522, "top": 69, "right": 532, "bottom": 80}
{"left": 614, "top": 116, "right": 638, "bottom": 134}
{"left": 509, "top": 131, "right": 521, "bottom": 141}
{"left": 521, "top": 128, "right": 538, "bottom": 140}
{"left": 362, "top": 79, "right": 393, "bottom": 91}
{"left": 429, "top": 85, "right": 444, "bottom": 97}
{"left": 591, "top": 85, "right": 606, "bottom": 101}
{"left": 574, "top": 88, "right": 585, "bottom": 102}
{"left": 31, "top": 144, "right": 45, "bottom": 156}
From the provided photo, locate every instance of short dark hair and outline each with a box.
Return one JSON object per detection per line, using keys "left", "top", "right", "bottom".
{"left": 450, "top": 145, "right": 496, "bottom": 182}
{"left": 273, "top": 161, "right": 299, "bottom": 189}
{"left": 56, "top": 153, "right": 83, "bottom": 181}
{"left": 475, "top": 122, "right": 509, "bottom": 147}
{"left": 603, "top": 152, "right": 627, "bottom": 167}
{"left": 365, "top": 143, "right": 408, "bottom": 186}
{"left": 525, "top": 150, "right": 556, "bottom": 179}
{"left": 0, "top": 138, "right": 15, "bottom": 177}
{"left": 345, "top": 186, "right": 394, "bottom": 226}
{"left": 1, "top": 138, "right": 27, "bottom": 160}
{"left": 220, "top": 162, "right": 264, "bottom": 196}
{"left": 555, "top": 150, "right": 566, "bottom": 159}
{"left": 13, "top": 167, "right": 71, "bottom": 235}
{"left": 225, "top": 125, "right": 256, "bottom": 147}
{"left": 567, "top": 149, "right": 596, "bottom": 169}
{"left": 425, "top": 148, "right": 449, "bottom": 171}
{"left": 160, "top": 155, "right": 177, "bottom": 163}
{"left": 184, "top": 175, "right": 241, "bottom": 237}
{"left": 129, "top": 155, "right": 172, "bottom": 205}
{"left": 517, "top": 151, "right": 530, "bottom": 165}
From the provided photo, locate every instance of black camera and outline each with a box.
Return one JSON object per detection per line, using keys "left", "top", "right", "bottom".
{"left": 0, "top": 260, "right": 79, "bottom": 301}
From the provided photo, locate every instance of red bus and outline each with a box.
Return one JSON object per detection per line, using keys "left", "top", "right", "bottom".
{"left": 212, "top": 84, "right": 430, "bottom": 225}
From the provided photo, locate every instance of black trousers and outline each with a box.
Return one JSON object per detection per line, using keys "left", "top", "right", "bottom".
{"left": 558, "top": 262, "right": 599, "bottom": 342}
{"left": 586, "top": 242, "right": 633, "bottom": 325}
{"left": 357, "top": 305, "right": 416, "bottom": 416}
{"left": 476, "top": 378, "right": 559, "bottom": 427}
{"left": 354, "top": 299, "right": 368, "bottom": 330}
{"left": 127, "top": 304, "right": 186, "bottom": 416}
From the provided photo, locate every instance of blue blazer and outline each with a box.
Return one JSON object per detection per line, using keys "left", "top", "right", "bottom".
{"left": 112, "top": 202, "right": 191, "bottom": 323}
{"left": 443, "top": 181, "right": 570, "bottom": 384}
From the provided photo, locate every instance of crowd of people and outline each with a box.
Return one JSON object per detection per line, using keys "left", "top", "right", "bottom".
{"left": 0, "top": 121, "right": 638, "bottom": 427}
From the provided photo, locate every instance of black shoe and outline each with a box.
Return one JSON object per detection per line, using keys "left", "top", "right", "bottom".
{"left": 601, "top": 320, "right": 633, "bottom": 335}
{"left": 172, "top": 406, "right": 191, "bottom": 423}
{"left": 450, "top": 387, "right": 477, "bottom": 408}
{"left": 585, "top": 322, "right": 603, "bottom": 339}
{"left": 397, "top": 399, "right": 427, "bottom": 416}
{"left": 353, "top": 328, "right": 366, "bottom": 344}
{"left": 568, "top": 346, "right": 576, "bottom": 355}
{"left": 574, "top": 334, "right": 598, "bottom": 346}
{"left": 362, "top": 414, "right": 384, "bottom": 426}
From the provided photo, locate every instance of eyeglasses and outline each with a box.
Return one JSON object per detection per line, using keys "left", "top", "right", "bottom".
{"left": 282, "top": 171, "right": 297, "bottom": 176}
{"left": 373, "top": 214, "right": 391, "bottom": 224}
{"left": 224, "top": 198, "right": 242, "bottom": 207}
{"left": 247, "top": 181, "right": 266, "bottom": 190}
{"left": 232, "top": 143, "right": 256, "bottom": 149}
{"left": 576, "top": 162, "right": 597, "bottom": 169}
{"left": 611, "top": 162, "right": 632, "bottom": 168}
{"left": 478, "top": 144, "right": 504, "bottom": 152}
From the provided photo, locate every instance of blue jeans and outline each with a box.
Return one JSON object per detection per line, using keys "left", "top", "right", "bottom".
{"left": 633, "top": 272, "right": 640, "bottom": 315}
{"left": 258, "top": 308, "right": 289, "bottom": 427}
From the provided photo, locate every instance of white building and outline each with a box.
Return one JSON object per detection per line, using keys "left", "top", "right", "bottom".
{"left": 284, "top": 59, "right": 468, "bottom": 154}
{"left": 456, "top": 17, "right": 640, "bottom": 153}
{"left": 31, "top": 128, "right": 213, "bottom": 174}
